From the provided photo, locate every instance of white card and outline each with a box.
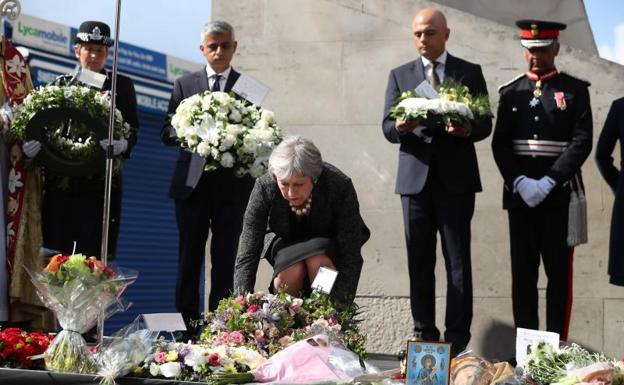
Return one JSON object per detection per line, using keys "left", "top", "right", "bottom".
{"left": 311, "top": 266, "right": 338, "bottom": 294}
{"left": 76, "top": 68, "right": 106, "bottom": 89}
{"left": 515, "top": 327, "right": 560, "bottom": 366}
{"left": 414, "top": 80, "right": 439, "bottom": 99}
{"left": 142, "top": 313, "right": 187, "bottom": 332}
{"left": 232, "top": 73, "right": 270, "bottom": 106}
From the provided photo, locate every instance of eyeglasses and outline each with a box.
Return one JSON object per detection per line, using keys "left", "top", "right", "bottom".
{"left": 204, "top": 42, "right": 233, "bottom": 51}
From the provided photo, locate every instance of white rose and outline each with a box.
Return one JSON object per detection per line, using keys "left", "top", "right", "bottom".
{"left": 149, "top": 362, "right": 160, "bottom": 376}
{"left": 260, "top": 109, "right": 275, "bottom": 123}
{"left": 220, "top": 152, "right": 235, "bottom": 168}
{"left": 159, "top": 362, "right": 181, "bottom": 378}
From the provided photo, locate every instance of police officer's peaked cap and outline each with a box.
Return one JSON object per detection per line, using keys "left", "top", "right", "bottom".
{"left": 75, "top": 21, "right": 113, "bottom": 46}
{"left": 516, "top": 19, "right": 567, "bottom": 49}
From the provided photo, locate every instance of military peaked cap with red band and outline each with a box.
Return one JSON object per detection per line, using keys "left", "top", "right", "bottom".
{"left": 516, "top": 19, "right": 567, "bottom": 49}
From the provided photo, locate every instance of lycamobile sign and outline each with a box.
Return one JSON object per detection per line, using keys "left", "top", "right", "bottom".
{"left": 13, "top": 15, "right": 70, "bottom": 54}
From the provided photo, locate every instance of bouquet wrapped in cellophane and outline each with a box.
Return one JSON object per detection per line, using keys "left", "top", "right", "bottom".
{"left": 27, "top": 254, "right": 137, "bottom": 373}
{"left": 96, "top": 316, "right": 160, "bottom": 385}
{"left": 390, "top": 81, "right": 492, "bottom": 126}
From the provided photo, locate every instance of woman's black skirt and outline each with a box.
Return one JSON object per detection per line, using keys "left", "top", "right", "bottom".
{"left": 266, "top": 237, "right": 336, "bottom": 292}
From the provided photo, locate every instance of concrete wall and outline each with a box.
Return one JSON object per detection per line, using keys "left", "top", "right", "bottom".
{"left": 212, "top": 0, "right": 624, "bottom": 358}
{"left": 435, "top": 0, "right": 598, "bottom": 54}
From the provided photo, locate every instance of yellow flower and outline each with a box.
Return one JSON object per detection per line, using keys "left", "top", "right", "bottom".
{"left": 165, "top": 351, "right": 178, "bottom": 362}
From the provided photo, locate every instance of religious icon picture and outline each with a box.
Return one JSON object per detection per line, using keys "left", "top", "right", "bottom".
{"left": 406, "top": 341, "right": 451, "bottom": 385}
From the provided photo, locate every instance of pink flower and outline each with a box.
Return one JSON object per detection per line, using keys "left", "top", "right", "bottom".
{"left": 328, "top": 316, "right": 338, "bottom": 326}
{"left": 208, "top": 352, "right": 221, "bottom": 366}
{"left": 233, "top": 296, "right": 247, "bottom": 306}
{"left": 154, "top": 352, "right": 167, "bottom": 363}
{"left": 246, "top": 304, "right": 259, "bottom": 314}
{"left": 228, "top": 331, "right": 245, "bottom": 344}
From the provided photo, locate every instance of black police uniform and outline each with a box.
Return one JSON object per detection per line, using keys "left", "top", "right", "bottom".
{"left": 41, "top": 21, "right": 139, "bottom": 259}
{"left": 491, "top": 71, "right": 592, "bottom": 337}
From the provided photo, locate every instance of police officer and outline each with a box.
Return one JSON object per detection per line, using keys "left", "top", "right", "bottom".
{"left": 22, "top": 21, "right": 139, "bottom": 259}
{"left": 491, "top": 20, "right": 592, "bottom": 341}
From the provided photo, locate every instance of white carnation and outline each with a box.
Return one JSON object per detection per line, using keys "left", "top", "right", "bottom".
{"left": 196, "top": 141, "right": 211, "bottom": 157}
{"left": 220, "top": 152, "right": 235, "bottom": 168}
{"left": 242, "top": 135, "right": 258, "bottom": 155}
{"left": 229, "top": 108, "right": 242, "bottom": 123}
{"left": 211, "top": 91, "right": 231, "bottom": 106}
{"left": 219, "top": 133, "right": 236, "bottom": 151}
{"left": 226, "top": 124, "right": 244, "bottom": 136}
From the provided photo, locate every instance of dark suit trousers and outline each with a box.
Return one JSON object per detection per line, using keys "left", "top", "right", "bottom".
{"left": 42, "top": 178, "right": 121, "bottom": 259}
{"left": 400, "top": 170, "right": 474, "bottom": 351}
{"left": 508, "top": 204, "right": 573, "bottom": 340}
{"left": 174, "top": 171, "right": 248, "bottom": 327}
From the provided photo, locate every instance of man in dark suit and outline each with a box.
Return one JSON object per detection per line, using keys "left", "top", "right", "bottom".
{"left": 492, "top": 20, "right": 592, "bottom": 341}
{"left": 596, "top": 98, "right": 624, "bottom": 287}
{"left": 382, "top": 8, "right": 492, "bottom": 355}
{"left": 162, "top": 21, "right": 254, "bottom": 330}
{"left": 22, "top": 20, "right": 139, "bottom": 259}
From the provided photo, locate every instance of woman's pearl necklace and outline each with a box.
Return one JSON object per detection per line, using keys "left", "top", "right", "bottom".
{"left": 290, "top": 195, "right": 312, "bottom": 216}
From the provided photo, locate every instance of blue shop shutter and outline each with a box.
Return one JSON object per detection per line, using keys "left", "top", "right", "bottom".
{"left": 105, "top": 109, "right": 183, "bottom": 333}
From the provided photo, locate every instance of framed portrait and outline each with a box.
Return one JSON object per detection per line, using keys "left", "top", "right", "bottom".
{"left": 406, "top": 341, "right": 451, "bottom": 385}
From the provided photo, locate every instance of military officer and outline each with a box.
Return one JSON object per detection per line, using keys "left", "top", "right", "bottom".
{"left": 491, "top": 20, "right": 592, "bottom": 341}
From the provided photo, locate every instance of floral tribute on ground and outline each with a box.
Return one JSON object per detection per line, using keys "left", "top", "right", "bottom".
{"left": 0, "top": 328, "right": 52, "bottom": 369}
{"left": 170, "top": 90, "right": 282, "bottom": 177}
{"left": 26, "top": 253, "right": 137, "bottom": 373}
{"left": 199, "top": 290, "right": 367, "bottom": 360}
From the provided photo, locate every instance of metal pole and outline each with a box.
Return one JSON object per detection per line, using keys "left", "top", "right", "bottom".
{"left": 97, "top": 0, "right": 122, "bottom": 348}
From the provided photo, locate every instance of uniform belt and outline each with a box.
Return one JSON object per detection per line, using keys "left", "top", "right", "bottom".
{"left": 512, "top": 139, "right": 569, "bottom": 157}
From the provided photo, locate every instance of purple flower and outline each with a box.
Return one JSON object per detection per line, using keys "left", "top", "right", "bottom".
{"left": 177, "top": 345, "right": 191, "bottom": 358}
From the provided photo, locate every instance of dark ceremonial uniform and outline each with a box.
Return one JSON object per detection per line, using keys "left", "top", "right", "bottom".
{"left": 42, "top": 70, "right": 138, "bottom": 259}
{"left": 491, "top": 70, "right": 592, "bottom": 338}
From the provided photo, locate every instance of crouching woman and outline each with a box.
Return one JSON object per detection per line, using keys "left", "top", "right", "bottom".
{"left": 233, "top": 136, "right": 370, "bottom": 302}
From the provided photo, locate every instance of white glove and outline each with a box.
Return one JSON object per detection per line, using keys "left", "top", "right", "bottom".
{"left": 515, "top": 176, "right": 540, "bottom": 208}
{"left": 514, "top": 175, "right": 556, "bottom": 208}
{"left": 536, "top": 176, "right": 556, "bottom": 197}
{"left": 22, "top": 140, "right": 42, "bottom": 158}
{"left": 99, "top": 138, "right": 128, "bottom": 156}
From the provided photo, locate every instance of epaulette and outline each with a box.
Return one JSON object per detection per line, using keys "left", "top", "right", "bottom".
{"left": 497, "top": 73, "right": 525, "bottom": 93}
{"left": 559, "top": 71, "right": 591, "bottom": 87}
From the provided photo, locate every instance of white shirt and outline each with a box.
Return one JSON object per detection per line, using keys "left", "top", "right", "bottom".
{"left": 205, "top": 65, "right": 232, "bottom": 91}
{"left": 421, "top": 50, "right": 447, "bottom": 85}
